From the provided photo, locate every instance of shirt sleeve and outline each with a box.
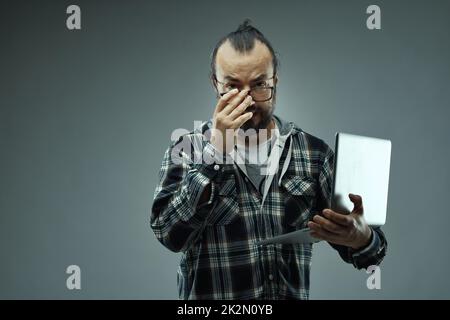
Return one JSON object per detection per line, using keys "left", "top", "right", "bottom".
{"left": 150, "top": 135, "right": 233, "bottom": 253}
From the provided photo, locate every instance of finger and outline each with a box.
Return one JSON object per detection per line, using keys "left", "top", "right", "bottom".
{"left": 312, "top": 214, "right": 346, "bottom": 235}
{"left": 228, "top": 95, "right": 255, "bottom": 120}
{"left": 232, "top": 111, "right": 253, "bottom": 129}
{"left": 310, "top": 231, "right": 331, "bottom": 241}
{"left": 310, "top": 231, "right": 324, "bottom": 240}
{"left": 308, "top": 221, "right": 325, "bottom": 233}
{"left": 221, "top": 89, "right": 250, "bottom": 115}
{"left": 308, "top": 222, "right": 341, "bottom": 243}
{"left": 349, "top": 193, "right": 364, "bottom": 214}
{"left": 215, "top": 88, "right": 239, "bottom": 114}
{"left": 308, "top": 220, "right": 337, "bottom": 237}
{"left": 322, "top": 209, "right": 353, "bottom": 227}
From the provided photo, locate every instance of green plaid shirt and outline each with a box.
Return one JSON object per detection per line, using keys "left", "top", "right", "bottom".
{"left": 151, "top": 115, "right": 387, "bottom": 299}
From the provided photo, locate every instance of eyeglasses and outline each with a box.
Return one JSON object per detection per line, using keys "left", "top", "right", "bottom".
{"left": 214, "top": 75, "right": 275, "bottom": 102}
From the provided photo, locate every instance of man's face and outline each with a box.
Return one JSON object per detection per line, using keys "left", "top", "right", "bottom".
{"left": 214, "top": 40, "right": 277, "bottom": 131}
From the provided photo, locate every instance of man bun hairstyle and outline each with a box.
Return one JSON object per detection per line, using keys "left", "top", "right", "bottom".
{"left": 210, "top": 19, "right": 279, "bottom": 77}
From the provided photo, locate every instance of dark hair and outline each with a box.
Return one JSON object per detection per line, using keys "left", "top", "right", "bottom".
{"left": 210, "top": 19, "right": 279, "bottom": 78}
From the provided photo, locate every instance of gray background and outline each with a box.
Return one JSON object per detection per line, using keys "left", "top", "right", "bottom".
{"left": 1, "top": 0, "right": 449, "bottom": 299}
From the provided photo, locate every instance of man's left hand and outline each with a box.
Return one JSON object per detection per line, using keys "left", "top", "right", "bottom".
{"left": 307, "top": 193, "right": 373, "bottom": 250}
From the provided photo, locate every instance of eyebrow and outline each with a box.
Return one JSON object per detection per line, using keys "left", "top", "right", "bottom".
{"left": 223, "top": 74, "right": 268, "bottom": 83}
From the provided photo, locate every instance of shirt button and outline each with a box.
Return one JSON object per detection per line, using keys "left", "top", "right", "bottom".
{"left": 213, "top": 164, "right": 220, "bottom": 171}
{"left": 268, "top": 274, "right": 274, "bottom": 281}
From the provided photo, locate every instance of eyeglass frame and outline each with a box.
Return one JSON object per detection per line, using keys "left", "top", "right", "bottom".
{"left": 212, "top": 74, "right": 276, "bottom": 102}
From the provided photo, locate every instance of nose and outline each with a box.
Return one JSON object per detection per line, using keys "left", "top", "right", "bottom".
{"left": 242, "top": 84, "right": 252, "bottom": 92}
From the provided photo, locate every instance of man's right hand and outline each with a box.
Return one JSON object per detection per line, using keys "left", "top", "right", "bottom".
{"left": 210, "top": 88, "right": 255, "bottom": 154}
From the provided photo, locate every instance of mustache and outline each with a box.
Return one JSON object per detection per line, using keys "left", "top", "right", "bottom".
{"left": 246, "top": 105, "right": 258, "bottom": 113}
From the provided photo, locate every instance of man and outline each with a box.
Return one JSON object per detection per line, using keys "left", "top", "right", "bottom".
{"left": 151, "top": 20, "right": 387, "bottom": 300}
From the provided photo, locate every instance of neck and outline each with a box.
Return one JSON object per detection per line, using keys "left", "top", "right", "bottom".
{"left": 266, "top": 117, "right": 275, "bottom": 137}
{"left": 258, "top": 117, "right": 275, "bottom": 143}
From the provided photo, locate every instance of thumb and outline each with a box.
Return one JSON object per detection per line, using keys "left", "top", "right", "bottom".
{"left": 349, "top": 193, "right": 364, "bottom": 215}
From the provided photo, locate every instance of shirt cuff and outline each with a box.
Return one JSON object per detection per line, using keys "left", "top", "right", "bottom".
{"left": 197, "top": 182, "right": 216, "bottom": 209}
{"left": 184, "top": 167, "right": 213, "bottom": 214}
{"left": 205, "top": 142, "right": 234, "bottom": 164}
{"left": 192, "top": 143, "right": 234, "bottom": 181}
{"left": 351, "top": 228, "right": 380, "bottom": 258}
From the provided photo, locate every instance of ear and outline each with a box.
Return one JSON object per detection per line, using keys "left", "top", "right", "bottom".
{"left": 273, "top": 74, "right": 279, "bottom": 86}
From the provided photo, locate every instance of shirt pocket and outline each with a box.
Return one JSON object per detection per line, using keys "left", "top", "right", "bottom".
{"left": 280, "top": 175, "right": 317, "bottom": 229}
{"left": 206, "top": 178, "right": 240, "bottom": 226}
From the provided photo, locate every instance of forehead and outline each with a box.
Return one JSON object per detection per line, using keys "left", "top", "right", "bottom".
{"left": 215, "top": 39, "right": 274, "bottom": 81}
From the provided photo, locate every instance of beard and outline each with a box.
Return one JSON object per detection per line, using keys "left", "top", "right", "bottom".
{"left": 240, "top": 102, "right": 275, "bottom": 132}
{"left": 241, "top": 88, "right": 276, "bottom": 132}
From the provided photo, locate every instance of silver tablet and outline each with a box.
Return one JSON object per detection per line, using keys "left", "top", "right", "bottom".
{"left": 332, "top": 132, "right": 392, "bottom": 226}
